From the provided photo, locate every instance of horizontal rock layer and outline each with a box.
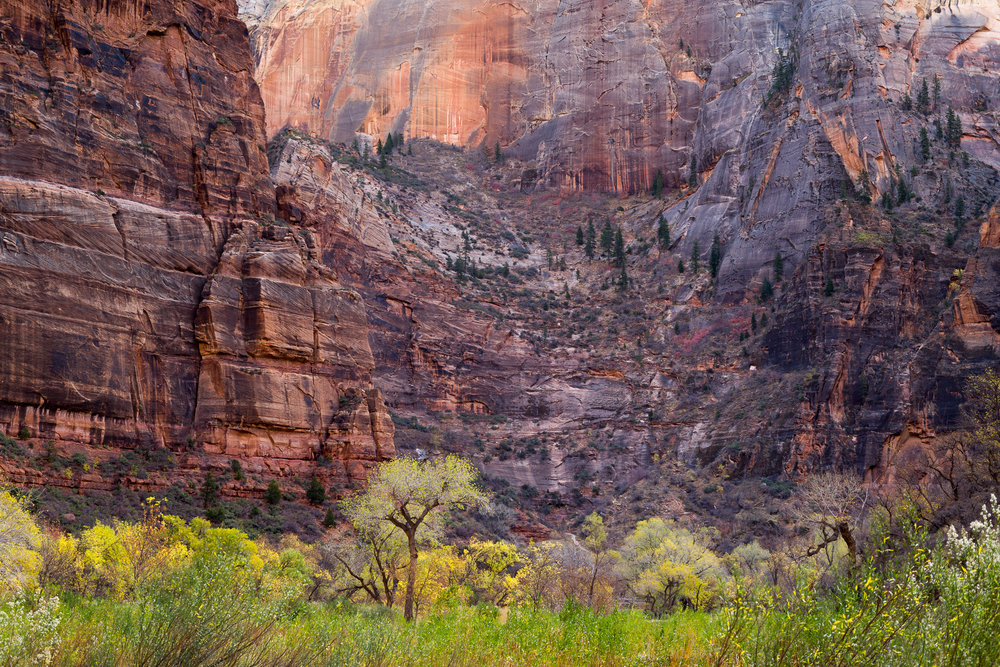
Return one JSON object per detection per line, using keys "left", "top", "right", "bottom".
{"left": 0, "top": 0, "right": 394, "bottom": 497}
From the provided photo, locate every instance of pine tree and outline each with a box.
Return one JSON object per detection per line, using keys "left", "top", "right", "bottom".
{"left": 935, "top": 118, "right": 944, "bottom": 140}
{"left": 824, "top": 277, "right": 835, "bottom": 296}
{"left": 384, "top": 133, "right": 395, "bottom": 155}
{"left": 933, "top": 75, "right": 941, "bottom": 108}
{"left": 901, "top": 94, "right": 913, "bottom": 111}
{"left": 954, "top": 195, "right": 966, "bottom": 225}
{"left": 678, "top": 259, "right": 685, "bottom": 273}
{"left": 760, "top": 276, "right": 774, "bottom": 302}
{"left": 657, "top": 214, "right": 670, "bottom": 248}
{"left": 897, "top": 177, "right": 911, "bottom": 205}
{"left": 613, "top": 228, "right": 626, "bottom": 267}
{"left": 688, "top": 155, "right": 698, "bottom": 188}
{"left": 690, "top": 240, "right": 700, "bottom": 273}
{"left": 709, "top": 234, "right": 722, "bottom": 279}
{"left": 323, "top": 508, "right": 337, "bottom": 527}
{"left": 946, "top": 107, "right": 962, "bottom": 147}
{"left": 351, "top": 137, "right": 360, "bottom": 154}
{"left": 376, "top": 138, "right": 383, "bottom": 155}
{"left": 920, "top": 127, "right": 931, "bottom": 162}
{"left": 265, "top": 480, "right": 281, "bottom": 505}
{"left": 773, "top": 250, "right": 784, "bottom": 282}
{"left": 201, "top": 472, "right": 219, "bottom": 509}
{"left": 916, "top": 78, "right": 930, "bottom": 113}
{"left": 652, "top": 169, "right": 664, "bottom": 198}
{"left": 617, "top": 265, "right": 629, "bottom": 291}
{"left": 600, "top": 221, "right": 615, "bottom": 257}
{"left": 751, "top": 313, "right": 757, "bottom": 332}
{"left": 495, "top": 142, "right": 503, "bottom": 163}
{"left": 576, "top": 226, "right": 584, "bottom": 245}
{"left": 306, "top": 476, "right": 327, "bottom": 505}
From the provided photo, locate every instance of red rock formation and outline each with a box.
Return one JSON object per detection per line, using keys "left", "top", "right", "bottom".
{"left": 0, "top": 0, "right": 393, "bottom": 497}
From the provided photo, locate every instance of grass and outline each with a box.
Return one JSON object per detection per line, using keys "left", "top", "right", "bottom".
{"left": 50, "top": 597, "right": 719, "bottom": 667}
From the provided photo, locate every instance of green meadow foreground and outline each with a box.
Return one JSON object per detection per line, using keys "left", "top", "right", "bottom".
{"left": 3, "top": 479, "right": 1000, "bottom": 666}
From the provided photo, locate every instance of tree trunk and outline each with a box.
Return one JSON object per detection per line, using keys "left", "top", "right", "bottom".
{"left": 838, "top": 521, "right": 857, "bottom": 564}
{"left": 404, "top": 529, "right": 418, "bottom": 621}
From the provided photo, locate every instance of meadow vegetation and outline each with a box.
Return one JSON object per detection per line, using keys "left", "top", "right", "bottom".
{"left": 2, "top": 373, "right": 1000, "bottom": 666}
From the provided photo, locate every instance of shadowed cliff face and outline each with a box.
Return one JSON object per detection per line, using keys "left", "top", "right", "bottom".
{"left": 0, "top": 0, "right": 393, "bottom": 499}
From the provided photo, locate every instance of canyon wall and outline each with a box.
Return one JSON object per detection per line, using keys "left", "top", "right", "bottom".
{"left": 0, "top": 0, "right": 393, "bottom": 498}
{"left": 240, "top": 0, "right": 1000, "bottom": 292}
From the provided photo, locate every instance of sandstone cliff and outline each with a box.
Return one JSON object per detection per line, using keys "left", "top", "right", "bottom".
{"left": 0, "top": 0, "right": 393, "bottom": 505}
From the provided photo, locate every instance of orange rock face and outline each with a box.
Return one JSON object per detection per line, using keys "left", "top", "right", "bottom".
{"left": 241, "top": 0, "right": 726, "bottom": 193}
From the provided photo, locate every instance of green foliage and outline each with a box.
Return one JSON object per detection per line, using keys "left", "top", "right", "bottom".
{"left": 916, "top": 78, "right": 930, "bottom": 113}
{"left": 0, "top": 491, "right": 41, "bottom": 592}
{"left": 690, "top": 240, "right": 700, "bottom": 273}
{"left": 946, "top": 107, "right": 963, "bottom": 147}
{"left": 341, "top": 456, "right": 487, "bottom": 620}
{"left": 652, "top": 169, "right": 664, "bottom": 198}
{"left": 688, "top": 155, "right": 698, "bottom": 188}
{"left": 618, "top": 518, "right": 725, "bottom": 616}
{"left": 657, "top": 214, "right": 670, "bottom": 248}
{"left": 709, "top": 234, "right": 722, "bottom": 279}
{"left": 759, "top": 276, "right": 773, "bottom": 302}
{"left": 584, "top": 220, "right": 596, "bottom": 258}
{"left": 0, "top": 594, "right": 60, "bottom": 665}
{"left": 306, "top": 477, "right": 326, "bottom": 506}
{"left": 716, "top": 495, "right": 1000, "bottom": 667}
{"left": 575, "top": 226, "right": 583, "bottom": 246}
{"left": 17, "top": 426, "right": 30, "bottom": 440}
{"left": 201, "top": 473, "right": 219, "bottom": 510}
{"left": 772, "top": 250, "right": 783, "bottom": 283}
{"left": 824, "top": 277, "right": 835, "bottom": 297}
{"left": 764, "top": 49, "right": 795, "bottom": 105}
{"left": 265, "top": 481, "right": 281, "bottom": 505}
{"left": 599, "top": 221, "right": 614, "bottom": 257}
{"left": 954, "top": 195, "right": 966, "bottom": 225}
{"left": 920, "top": 127, "right": 931, "bottom": 162}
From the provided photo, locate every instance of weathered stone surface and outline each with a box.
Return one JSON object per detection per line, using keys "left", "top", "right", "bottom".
{"left": 0, "top": 0, "right": 393, "bottom": 498}
{"left": 241, "top": 0, "right": 1000, "bottom": 286}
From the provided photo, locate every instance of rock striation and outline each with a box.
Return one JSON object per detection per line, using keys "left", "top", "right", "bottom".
{"left": 241, "top": 0, "right": 1000, "bottom": 283}
{"left": 0, "top": 0, "right": 393, "bottom": 497}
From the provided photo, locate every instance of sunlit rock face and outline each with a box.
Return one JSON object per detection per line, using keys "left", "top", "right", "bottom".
{"left": 240, "top": 0, "right": 1000, "bottom": 282}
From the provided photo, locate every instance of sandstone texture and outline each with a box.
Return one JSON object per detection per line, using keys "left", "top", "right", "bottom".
{"left": 0, "top": 0, "right": 393, "bottom": 500}
{"left": 0, "top": 0, "right": 998, "bottom": 540}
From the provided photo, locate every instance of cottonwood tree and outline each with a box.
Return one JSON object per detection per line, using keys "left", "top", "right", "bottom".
{"left": 581, "top": 512, "right": 616, "bottom": 608}
{"left": 321, "top": 522, "right": 407, "bottom": 608}
{"left": 618, "top": 518, "right": 725, "bottom": 615}
{"left": 795, "top": 473, "right": 867, "bottom": 567}
{"left": 0, "top": 490, "right": 41, "bottom": 591}
{"left": 340, "top": 456, "right": 487, "bottom": 620}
